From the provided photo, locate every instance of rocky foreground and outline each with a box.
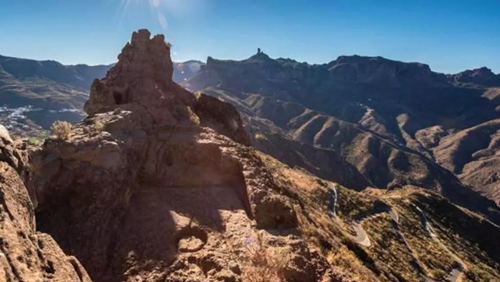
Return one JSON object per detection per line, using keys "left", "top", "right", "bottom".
{"left": 0, "top": 29, "right": 336, "bottom": 282}
{"left": 2, "top": 30, "right": 500, "bottom": 282}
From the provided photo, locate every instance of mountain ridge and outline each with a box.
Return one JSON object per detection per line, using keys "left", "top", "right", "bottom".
{"left": 184, "top": 51, "right": 500, "bottom": 211}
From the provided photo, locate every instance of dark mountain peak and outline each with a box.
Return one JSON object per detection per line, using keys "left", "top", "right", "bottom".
{"left": 249, "top": 51, "right": 271, "bottom": 61}
{"left": 332, "top": 54, "right": 431, "bottom": 70}
{"left": 451, "top": 66, "right": 500, "bottom": 86}
{"left": 326, "top": 55, "right": 443, "bottom": 86}
{"left": 205, "top": 52, "right": 279, "bottom": 73}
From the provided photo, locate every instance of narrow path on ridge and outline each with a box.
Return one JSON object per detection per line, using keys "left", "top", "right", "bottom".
{"left": 327, "top": 185, "right": 466, "bottom": 282}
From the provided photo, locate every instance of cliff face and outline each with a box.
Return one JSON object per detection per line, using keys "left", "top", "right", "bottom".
{"left": 0, "top": 128, "right": 92, "bottom": 282}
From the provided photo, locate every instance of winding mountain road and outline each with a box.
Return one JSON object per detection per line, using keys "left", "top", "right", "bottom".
{"left": 327, "top": 185, "right": 466, "bottom": 282}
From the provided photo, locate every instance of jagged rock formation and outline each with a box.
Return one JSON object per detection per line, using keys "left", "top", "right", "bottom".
{"left": 193, "top": 93, "right": 251, "bottom": 146}
{"left": 28, "top": 29, "right": 335, "bottom": 282}
{"left": 0, "top": 133, "right": 92, "bottom": 281}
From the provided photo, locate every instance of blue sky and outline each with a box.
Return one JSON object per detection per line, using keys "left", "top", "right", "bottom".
{"left": 0, "top": 0, "right": 499, "bottom": 73}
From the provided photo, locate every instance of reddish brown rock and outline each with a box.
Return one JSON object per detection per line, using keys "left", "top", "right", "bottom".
{"left": 84, "top": 29, "right": 196, "bottom": 128}
{"left": 0, "top": 136, "right": 92, "bottom": 282}
{"left": 194, "top": 93, "right": 251, "bottom": 146}
{"left": 29, "top": 30, "right": 324, "bottom": 282}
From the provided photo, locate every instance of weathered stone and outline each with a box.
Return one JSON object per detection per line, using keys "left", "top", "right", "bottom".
{"left": 194, "top": 93, "right": 251, "bottom": 146}
{"left": 0, "top": 140, "right": 91, "bottom": 282}
{"left": 0, "top": 124, "right": 13, "bottom": 144}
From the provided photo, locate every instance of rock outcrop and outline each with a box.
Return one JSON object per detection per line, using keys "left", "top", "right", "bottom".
{"left": 84, "top": 29, "right": 195, "bottom": 125}
{"left": 0, "top": 133, "right": 92, "bottom": 282}
{"left": 193, "top": 93, "right": 251, "bottom": 146}
{"left": 28, "top": 29, "right": 330, "bottom": 282}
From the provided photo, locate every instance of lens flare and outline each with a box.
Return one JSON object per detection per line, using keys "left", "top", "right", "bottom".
{"left": 151, "top": 0, "right": 161, "bottom": 7}
{"left": 120, "top": 0, "right": 169, "bottom": 30}
{"left": 158, "top": 12, "right": 168, "bottom": 29}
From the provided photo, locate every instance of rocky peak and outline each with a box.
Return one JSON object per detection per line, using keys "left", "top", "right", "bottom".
{"left": 116, "top": 29, "right": 173, "bottom": 83}
{"left": 84, "top": 29, "right": 195, "bottom": 122}
{"left": 249, "top": 51, "right": 272, "bottom": 61}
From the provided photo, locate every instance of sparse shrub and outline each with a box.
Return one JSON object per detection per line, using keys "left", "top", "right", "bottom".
{"left": 254, "top": 132, "right": 268, "bottom": 141}
{"left": 51, "top": 120, "right": 72, "bottom": 140}
{"left": 94, "top": 120, "right": 105, "bottom": 131}
{"left": 429, "top": 269, "right": 447, "bottom": 280}
{"left": 186, "top": 106, "right": 200, "bottom": 125}
{"left": 242, "top": 233, "right": 288, "bottom": 282}
{"left": 27, "top": 137, "right": 42, "bottom": 146}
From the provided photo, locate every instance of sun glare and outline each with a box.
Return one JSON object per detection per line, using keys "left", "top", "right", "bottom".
{"left": 120, "top": 0, "right": 203, "bottom": 30}
{"left": 120, "top": 0, "right": 168, "bottom": 29}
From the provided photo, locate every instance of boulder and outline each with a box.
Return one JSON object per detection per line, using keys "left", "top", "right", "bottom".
{"left": 194, "top": 93, "right": 251, "bottom": 146}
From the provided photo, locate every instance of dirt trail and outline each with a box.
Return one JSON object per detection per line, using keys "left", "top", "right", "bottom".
{"left": 327, "top": 185, "right": 466, "bottom": 282}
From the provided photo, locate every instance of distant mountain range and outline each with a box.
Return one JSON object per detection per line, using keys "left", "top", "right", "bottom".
{"left": 183, "top": 52, "right": 500, "bottom": 209}
{"left": 3, "top": 51, "right": 500, "bottom": 208}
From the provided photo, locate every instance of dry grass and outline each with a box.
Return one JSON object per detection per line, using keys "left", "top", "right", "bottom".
{"left": 363, "top": 213, "right": 422, "bottom": 282}
{"left": 410, "top": 194, "right": 500, "bottom": 282}
{"left": 327, "top": 245, "right": 375, "bottom": 281}
{"left": 257, "top": 152, "right": 380, "bottom": 281}
{"left": 51, "top": 120, "right": 71, "bottom": 140}
{"left": 256, "top": 151, "right": 500, "bottom": 282}
{"left": 242, "top": 233, "right": 288, "bottom": 282}
{"left": 94, "top": 120, "right": 105, "bottom": 131}
{"left": 254, "top": 132, "right": 268, "bottom": 141}
{"left": 186, "top": 106, "right": 200, "bottom": 125}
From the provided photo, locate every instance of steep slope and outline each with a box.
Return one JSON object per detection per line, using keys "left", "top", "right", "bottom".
{"left": 187, "top": 86, "right": 500, "bottom": 223}
{"left": 261, "top": 153, "right": 500, "bottom": 282}
{"left": 434, "top": 118, "right": 500, "bottom": 204}
{"left": 185, "top": 53, "right": 500, "bottom": 143}
{"left": 449, "top": 67, "right": 500, "bottom": 87}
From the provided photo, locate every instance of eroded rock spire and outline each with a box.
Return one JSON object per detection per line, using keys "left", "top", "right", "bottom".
{"left": 84, "top": 29, "right": 195, "bottom": 123}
